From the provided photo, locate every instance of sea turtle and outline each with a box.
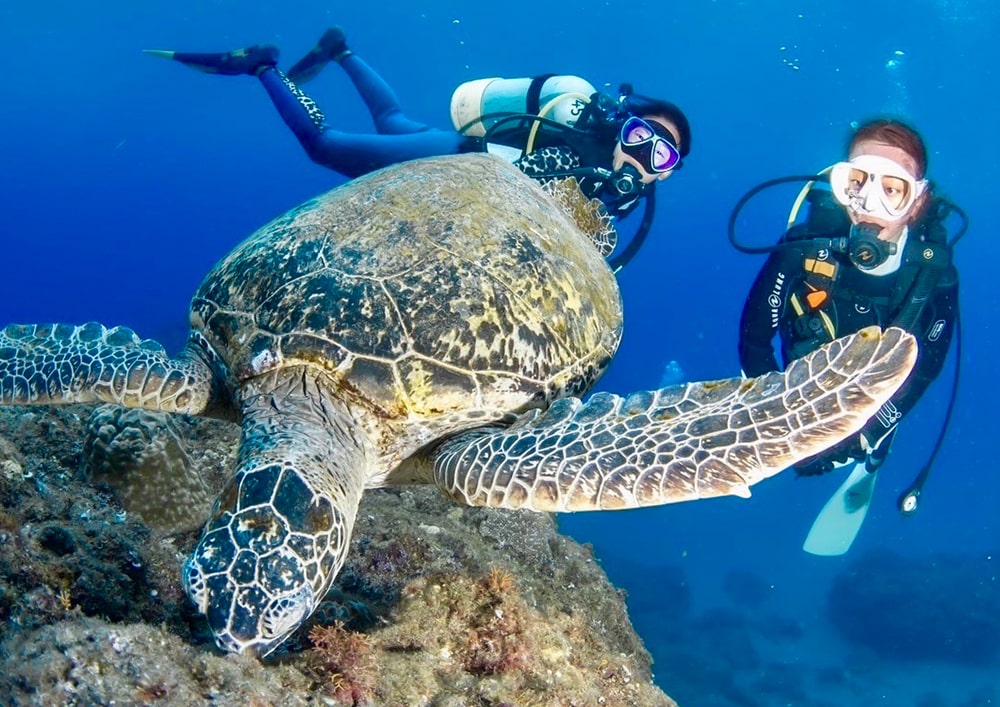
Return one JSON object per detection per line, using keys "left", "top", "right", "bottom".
{"left": 0, "top": 153, "right": 916, "bottom": 656}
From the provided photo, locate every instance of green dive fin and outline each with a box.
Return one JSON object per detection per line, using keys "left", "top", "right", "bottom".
{"left": 803, "top": 461, "right": 877, "bottom": 556}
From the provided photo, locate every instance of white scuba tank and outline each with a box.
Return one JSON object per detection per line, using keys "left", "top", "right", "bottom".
{"left": 450, "top": 75, "right": 597, "bottom": 138}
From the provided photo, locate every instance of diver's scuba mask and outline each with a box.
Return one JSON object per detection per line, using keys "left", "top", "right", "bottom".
{"left": 605, "top": 117, "right": 681, "bottom": 204}
{"left": 618, "top": 116, "right": 682, "bottom": 175}
{"left": 829, "top": 154, "right": 927, "bottom": 222}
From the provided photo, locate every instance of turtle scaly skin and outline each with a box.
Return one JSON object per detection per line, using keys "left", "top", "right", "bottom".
{"left": 0, "top": 323, "right": 218, "bottom": 413}
{"left": 184, "top": 369, "right": 369, "bottom": 653}
{"left": 0, "top": 154, "right": 918, "bottom": 656}
{"left": 431, "top": 327, "right": 912, "bottom": 510}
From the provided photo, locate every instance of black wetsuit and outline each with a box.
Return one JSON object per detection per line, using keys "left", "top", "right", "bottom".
{"left": 738, "top": 198, "right": 959, "bottom": 472}
{"left": 256, "top": 57, "right": 640, "bottom": 221}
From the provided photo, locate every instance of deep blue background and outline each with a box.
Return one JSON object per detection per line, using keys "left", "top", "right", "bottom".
{"left": 2, "top": 0, "right": 996, "bottom": 700}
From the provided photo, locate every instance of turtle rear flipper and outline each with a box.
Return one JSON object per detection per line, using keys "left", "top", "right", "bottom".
{"left": 432, "top": 326, "right": 917, "bottom": 512}
{"left": 0, "top": 322, "right": 216, "bottom": 413}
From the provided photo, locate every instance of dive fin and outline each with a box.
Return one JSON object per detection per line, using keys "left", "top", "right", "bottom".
{"left": 141, "top": 46, "right": 279, "bottom": 76}
{"left": 142, "top": 49, "right": 176, "bottom": 60}
{"left": 803, "top": 461, "right": 877, "bottom": 556}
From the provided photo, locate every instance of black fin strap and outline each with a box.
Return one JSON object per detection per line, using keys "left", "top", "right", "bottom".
{"left": 526, "top": 74, "right": 557, "bottom": 116}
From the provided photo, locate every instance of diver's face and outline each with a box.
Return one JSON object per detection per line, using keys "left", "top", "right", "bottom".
{"left": 845, "top": 139, "right": 924, "bottom": 243}
{"left": 613, "top": 114, "right": 683, "bottom": 184}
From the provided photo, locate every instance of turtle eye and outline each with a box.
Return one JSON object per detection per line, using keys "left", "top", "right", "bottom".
{"left": 182, "top": 561, "right": 209, "bottom": 613}
{"left": 261, "top": 585, "right": 314, "bottom": 641}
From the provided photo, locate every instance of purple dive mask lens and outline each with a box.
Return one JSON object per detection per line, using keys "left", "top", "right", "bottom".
{"left": 621, "top": 116, "right": 654, "bottom": 145}
{"left": 651, "top": 140, "right": 680, "bottom": 171}
{"left": 619, "top": 117, "right": 681, "bottom": 173}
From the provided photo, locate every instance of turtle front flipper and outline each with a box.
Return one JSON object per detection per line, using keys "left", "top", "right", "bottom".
{"left": 432, "top": 326, "right": 917, "bottom": 512}
{"left": 183, "top": 366, "right": 373, "bottom": 656}
{"left": 0, "top": 322, "right": 216, "bottom": 413}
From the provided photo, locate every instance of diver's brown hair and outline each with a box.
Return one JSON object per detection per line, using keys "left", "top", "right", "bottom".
{"left": 849, "top": 119, "right": 928, "bottom": 179}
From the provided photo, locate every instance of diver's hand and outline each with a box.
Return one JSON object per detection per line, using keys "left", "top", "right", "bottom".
{"left": 794, "top": 433, "right": 865, "bottom": 477}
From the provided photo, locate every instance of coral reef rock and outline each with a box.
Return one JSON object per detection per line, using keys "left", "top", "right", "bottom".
{"left": 0, "top": 405, "right": 676, "bottom": 706}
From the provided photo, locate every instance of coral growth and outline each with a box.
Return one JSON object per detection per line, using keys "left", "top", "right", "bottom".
{"left": 372, "top": 562, "right": 671, "bottom": 706}
{"left": 83, "top": 405, "right": 235, "bottom": 534}
{"left": 336, "top": 526, "right": 431, "bottom": 605}
{"left": 307, "top": 621, "right": 377, "bottom": 705}
{"left": 0, "top": 410, "right": 181, "bottom": 646}
{"left": 461, "top": 566, "right": 529, "bottom": 675}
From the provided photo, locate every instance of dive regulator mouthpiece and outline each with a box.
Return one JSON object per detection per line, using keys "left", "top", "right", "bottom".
{"left": 848, "top": 222, "right": 896, "bottom": 269}
{"left": 610, "top": 164, "right": 643, "bottom": 197}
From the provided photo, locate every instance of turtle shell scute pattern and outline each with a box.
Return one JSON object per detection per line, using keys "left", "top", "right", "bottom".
{"left": 192, "top": 154, "right": 623, "bottom": 422}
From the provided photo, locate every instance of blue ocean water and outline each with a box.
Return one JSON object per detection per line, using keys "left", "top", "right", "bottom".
{"left": 2, "top": 1, "right": 996, "bottom": 703}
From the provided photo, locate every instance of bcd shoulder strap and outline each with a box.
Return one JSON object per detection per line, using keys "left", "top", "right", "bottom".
{"left": 525, "top": 74, "right": 557, "bottom": 116}
{"left": 786, "top": 234, "right": 840, "bottom": 348}
{"left": 889, "top": 212, "right": 953, "bottom": 329}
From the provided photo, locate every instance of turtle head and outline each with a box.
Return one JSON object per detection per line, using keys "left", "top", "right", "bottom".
{"left": 182, "top": 464, "right": 345, "bottom": 656}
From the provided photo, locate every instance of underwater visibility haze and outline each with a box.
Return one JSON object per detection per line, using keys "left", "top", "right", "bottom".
{"left": 1, "top": 1, "right": 997, "bottom": 704}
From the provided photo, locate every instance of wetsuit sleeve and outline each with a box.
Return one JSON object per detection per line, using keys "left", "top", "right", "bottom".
{"left": 514, "top": 146, "right": 582, "bottom": 179}
{"left": 738, "top": 246, "right": 798, "bottom": 376}
{"left": 860, "top": 265, "right": 959, "bottom": 440}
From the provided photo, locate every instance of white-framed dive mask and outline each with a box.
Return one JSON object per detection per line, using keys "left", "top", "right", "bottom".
{"left": 829, "top": 154, "right": 927, "bottom": 222}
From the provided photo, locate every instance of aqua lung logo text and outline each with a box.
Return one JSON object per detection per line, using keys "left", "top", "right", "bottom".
{"left": 874, "top": 401, "right": 901, "bottom": 429}
{"left": 927, "top": 319, "right": 946, "bottom": 342}
{"left": 768, "top": 273, "right": 785, "bottom": 327}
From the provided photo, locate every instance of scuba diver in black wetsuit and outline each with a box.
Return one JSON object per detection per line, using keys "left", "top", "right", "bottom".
{"left": 733, "top": 119, "right": 964, "bottom": 553}
{"left": 144, "top": 27, "right": 692, "bottom": 272}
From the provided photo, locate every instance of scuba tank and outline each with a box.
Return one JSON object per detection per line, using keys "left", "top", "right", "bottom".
{"left": 450, "top": 75, "right": 597, "bottom": 138}
{"left": 450, "top": 77, "right": 659, "bottom": 274}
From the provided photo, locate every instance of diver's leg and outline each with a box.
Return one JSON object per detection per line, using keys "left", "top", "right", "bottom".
{"left": 337, "top": 54, "right": 431, "bottom": 135}
{"left": 285, "top": 27, "right": 425, "bottom": 134}
{"left": 258, "top": 68, "right": 464, "bottom": 178}
{"left": 145, "top": 43, "right": 462, "bottom": 178}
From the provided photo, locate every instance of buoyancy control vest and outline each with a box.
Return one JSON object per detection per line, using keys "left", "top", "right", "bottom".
{"left": 781, "top": 191, "right": 953, "bottom": 362}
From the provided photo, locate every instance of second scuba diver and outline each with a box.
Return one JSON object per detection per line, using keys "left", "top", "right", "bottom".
{"left": 145, "top": 27, "right": 692, "bottom": 272}
{"left": 736, "top": 119, "right": 962, "bottom": 553}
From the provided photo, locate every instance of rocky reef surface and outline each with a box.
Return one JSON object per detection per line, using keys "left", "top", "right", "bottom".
{"left": 0, "top": 404, "right": 675, "bottom": 706}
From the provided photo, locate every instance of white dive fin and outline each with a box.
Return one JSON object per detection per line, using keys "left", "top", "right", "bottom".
{"left": 803, "top": 461, "right": 878, "bottom": 556}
